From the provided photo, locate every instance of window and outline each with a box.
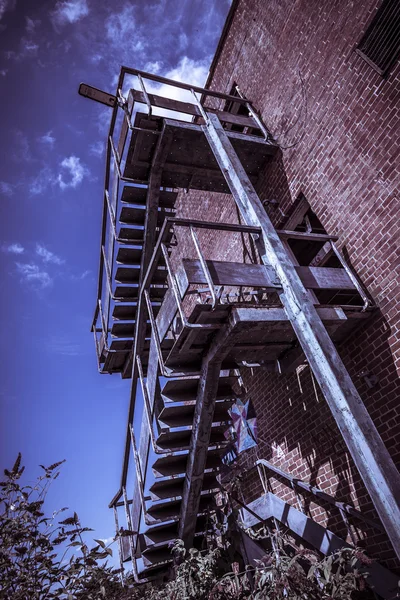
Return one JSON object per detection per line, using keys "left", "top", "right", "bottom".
{"left": 356, "top": 0, "right": 400, "bottom": 76}
{"left": 223, "top": 84, "right": 263, "bottom": 136}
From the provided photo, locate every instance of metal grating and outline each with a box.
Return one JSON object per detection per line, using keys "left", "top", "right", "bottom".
{"left": 356, "top": 0, "right": 400, "bottom": 76}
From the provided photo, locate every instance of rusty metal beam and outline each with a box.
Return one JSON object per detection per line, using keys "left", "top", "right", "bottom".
{"left": 202, "top": 111, "right": 400, "bottom": 559}
{"left": 178, "top": 313, "right": 242, "bottom": 545}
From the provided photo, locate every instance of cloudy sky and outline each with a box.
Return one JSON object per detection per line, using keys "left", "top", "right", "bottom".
{"left": 0, "top": 0, "right": 231, "bottom": 550}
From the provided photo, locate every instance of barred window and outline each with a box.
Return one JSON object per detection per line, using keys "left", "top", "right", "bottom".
{"left": 356, "top": 0, "right": 400, "bottom": 76}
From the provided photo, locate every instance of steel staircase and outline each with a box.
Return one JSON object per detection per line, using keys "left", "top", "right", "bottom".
{"left": 85, "top": 67, "right": 400, "bottom": 582}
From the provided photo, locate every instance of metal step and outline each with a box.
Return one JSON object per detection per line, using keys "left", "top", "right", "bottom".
{"left": 112, "top": 303, "right": 161, "bottom": 321}
{"left": 115, "top": 266, "right": 168, "bottom": 284}
{"left": 116, "top": 246, "right": 166, "bottom": 266}
{"left": 118, "top": 226, "right": 144, "bottom": 243}
{"left": 119, "top": 206, "right": 174, "bottom": 226}
{"left": 142, "top": 547, "right": 173, "bottom": 568}
{"left": 111, "top": 322, "right": 152, "bottom": 339}
{"left": 149, "top": 471, "right": 218, "bottom": 501}
{"left": 118, "top": 226, "right": 174, "bottom": 245}
{"left": 146, "top": 492, "right": 214, "bottom": 522}
{"left": 113, "top": 285, "right": 167, "bottom": 302}
{"left": 121, "top": 186, "right": 177, "bottom": 208}
{"left": 161, "top": 376, "right": 238, "bottom": 403}
{"left": 156, "top": 424, "right": 228, "bottom": 451}
{"left": 152, "top": 448, "right": 223, "bottom": 478}
{"left": 116, "top": 246, "right": 142, "bottom": 265}
{"left": 140, "top": 515, "right": 208, "bottom": 549}
{"left": 158, "top": 397, "right": 234, "bottom": 428}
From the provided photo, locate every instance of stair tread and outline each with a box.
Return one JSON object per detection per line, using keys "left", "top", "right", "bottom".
{"left": 152, "top": 448, "right": 223, "bottom": 477}
{"left": 146, "top": 493, "right": 214, "bottom": 522}
{"left": 121, "top": 186, "right": 177, "bottom": 208}
{"left": 115, "top": 266, "right": 167, "bottom": 284}
{"left": 118, "top": 226, "right": 144, "bottom": 242}
{"left": 111, "top": 322, "right": 152, "bottom": 339}
{"left": 120, "top": 206, "right": 174, "bottom": 226}
{"left": 116, "top": 246, "right": 143, "bottom": 265}
{"left": 114, "top": 285, "right": 167, "bottom": 302}
{"left": 158, "top": 398, "right": 233, "bottom": 427}
{"left": 161, "top": 376, "right": 238, "bottom": 402}
{"left": 149, "top": 472, "right": 218, "bottom": 500}
{"left": 156, "top": 425, "right": 227, "bottom": 451}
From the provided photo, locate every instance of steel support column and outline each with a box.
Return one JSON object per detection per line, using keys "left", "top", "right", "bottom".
{"left": 202, "top": 111, "right": 400, "bottom": 559}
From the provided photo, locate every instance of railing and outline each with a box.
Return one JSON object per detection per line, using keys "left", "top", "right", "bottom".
{"left": 256, "top": 458, "right": 385, "bottom": 546}
{"left": 90, "top": 67, "right": 266, "bottom": 376}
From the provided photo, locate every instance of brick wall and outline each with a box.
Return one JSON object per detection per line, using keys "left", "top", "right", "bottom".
{"left": 173, "top": 0, "right": 400, "bottom": 571}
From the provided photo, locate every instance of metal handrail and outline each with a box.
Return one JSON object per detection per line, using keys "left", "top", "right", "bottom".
{"left": 256, "top": 458, "right": 385, "bottom": 533}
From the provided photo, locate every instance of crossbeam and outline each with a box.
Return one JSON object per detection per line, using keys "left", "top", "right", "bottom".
{"left": 177, "top": 258, "right": 356, "bottom": 291}
{"left": 201, "top": 111, "right": 400, "bottom": 559}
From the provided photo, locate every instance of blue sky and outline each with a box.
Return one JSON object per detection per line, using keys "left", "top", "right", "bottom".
{"left": 0, "top": 0, "right": 231, "bottom": 550}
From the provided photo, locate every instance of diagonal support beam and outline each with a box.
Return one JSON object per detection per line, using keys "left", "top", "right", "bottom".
{"left": 202, "top": 111, "right": 400, "bottom": 559}
{"left": 178, "top": 312, "right": 243, "bottom": 546}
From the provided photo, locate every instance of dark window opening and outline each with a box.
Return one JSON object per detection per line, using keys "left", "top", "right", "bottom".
{"left": 283, "top": 195, "right": 364, "bottom": 307}
{"left": 356, "top": 0, "right": 400, "bottom": 76}
{"left": 223, "top": 84, "right": 263, "bottom": 136}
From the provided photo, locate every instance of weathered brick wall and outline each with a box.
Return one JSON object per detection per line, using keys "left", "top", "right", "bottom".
{"left": 174, "top": 0, "right": 400, "bottom": 571}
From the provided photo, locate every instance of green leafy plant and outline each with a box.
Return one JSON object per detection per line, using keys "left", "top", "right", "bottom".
{"left": 0, "top": 455, "right": 376, "bottom": 600}
{"left": 0, "top": 454, "right": 128, "bottom": 599}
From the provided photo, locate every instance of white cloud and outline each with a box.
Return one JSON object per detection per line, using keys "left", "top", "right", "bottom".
{"left": 14, "top": 130, "right": 32, "bottom": 162}
{"left": 165, "top": 56, "right": 209, "bottom": 90}
{"left": 36, "top": 243, "right": 65, "bottom": 265}
{"left": 2, "top": 242, "right": 24, "bottom": 254}
{"left": 16, "top": 262, "right": 53, "bottom": 289}
{"left": 89, "top": 141, "right": 104, "bottom": 158}
{"left": 6, "top": 37, "right": 39, "bottom": 61}
{"left": 89, "top": 53, "right": 103, "bottom": 64}
{"left": 0, "top": 0, "right": 16, "bottom": 22}
{"left": 26, "top": 17, "right": 41, "bottom": 33}
{"left": 143, "top": 61, "right": 162, "bottom": 75}
{"left": 39, "top": 131, "right": 56, "bottom": 147}
{"left": 57, "top": 155, "right": 89, "bottom": 190}
{"left": 0, "top": 181, "right": 14, "bottom": 196}
{"left": 52, "top": 0, "right": 89, "bottom": 26}
{"left": 29, "top": 167, "right": 55, "bottom": 195}
{"left": 144, "top": 57, "right": 209, "bottom": 121}
{"left": 105, "top": 5, "right": 137, "bottom": 45}
{"left": 22, "top": 39, "right": 38, "bottom": 53}
{"left": 96, "top": 108, "right": 111, "bottom": 136}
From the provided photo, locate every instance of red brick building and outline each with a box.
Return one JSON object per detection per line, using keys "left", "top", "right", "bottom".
{"left": 190, "top": 0, "right": 400, "bottom": 572}
{"left": 93, "top": 0, "right": 400, "bottom": 588}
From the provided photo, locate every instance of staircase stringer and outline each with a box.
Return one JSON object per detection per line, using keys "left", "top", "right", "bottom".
{"left": 201, "top": 111, "right": 400, "bottom": 559}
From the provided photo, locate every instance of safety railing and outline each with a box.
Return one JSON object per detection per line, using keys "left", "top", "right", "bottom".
{"left": 256, "top": 458, "right": 385, "bottom": 546}
{"left": 90, "top": 67, "right": 272, "bottom": 376}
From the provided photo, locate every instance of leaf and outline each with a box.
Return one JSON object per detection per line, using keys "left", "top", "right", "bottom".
{"left": 47, "top": 460, "right": 66, "bottom": 471}
{"left": 94, "top": 539, "right": 106, "bottom": 548}
{"left": 59, "top": 517, "right": 77, "bottom": 526}
{"left": 11, "top": 453, "right": 22, "bottom": 474}
{"left": 118, "top": 529, "right": 136, "bottom": 537}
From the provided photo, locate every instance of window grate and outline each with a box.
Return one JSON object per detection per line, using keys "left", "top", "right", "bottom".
{"left": 356, "top": 0, "right": 400, "bottom": 75}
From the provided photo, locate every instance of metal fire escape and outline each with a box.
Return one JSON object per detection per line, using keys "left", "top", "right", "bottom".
{"left": 85, "top": 67, "right": 400, "bottom": 584}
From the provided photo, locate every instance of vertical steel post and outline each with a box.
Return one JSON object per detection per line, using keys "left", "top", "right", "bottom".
{"left": 202, "top": 111, "right": 400, "bottom": 559}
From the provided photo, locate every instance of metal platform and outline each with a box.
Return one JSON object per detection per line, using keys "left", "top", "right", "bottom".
{"left": 123, "top": 113, "right": 276, "bottom": 192}
{"left": 85, "top": 67, "right": 400, "bottom": 581}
